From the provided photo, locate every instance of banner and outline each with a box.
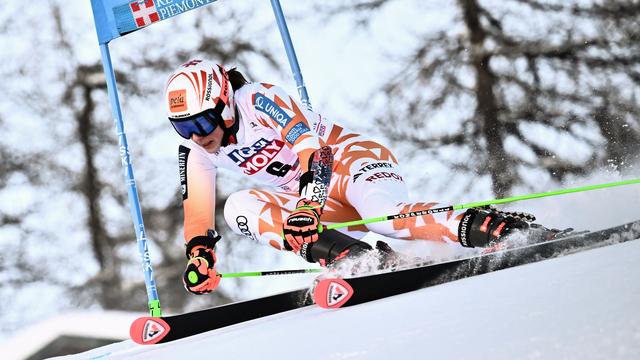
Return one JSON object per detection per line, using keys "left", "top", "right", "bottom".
{"left": 90, "top": 0, "right": 217, "bottom": 44}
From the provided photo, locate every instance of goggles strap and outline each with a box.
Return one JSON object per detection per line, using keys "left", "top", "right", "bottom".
{"left": 221, "top": 106, "right": 240, "bottom": 146}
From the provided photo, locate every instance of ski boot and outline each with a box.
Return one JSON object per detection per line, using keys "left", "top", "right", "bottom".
{"left": 297, "top": 229, "right": 415, "bottom": 274}
{"left": 295, "top": 229, "right": 372, "bottom": 267}
{"left": 458, "top": 206, "right": 573, "bottom": 253}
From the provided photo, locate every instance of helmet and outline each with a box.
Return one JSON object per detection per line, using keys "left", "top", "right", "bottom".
{"left": 165, "top": 59, "right": 238, "bottom": 145}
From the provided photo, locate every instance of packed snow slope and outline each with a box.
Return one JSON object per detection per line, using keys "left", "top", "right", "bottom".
{"left": 58, "top": 235, "right": 640, "bottom": 360}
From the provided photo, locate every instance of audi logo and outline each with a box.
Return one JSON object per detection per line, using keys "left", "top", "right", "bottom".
{"left": 236, "top": 216, "right": 253, "bottom": 239}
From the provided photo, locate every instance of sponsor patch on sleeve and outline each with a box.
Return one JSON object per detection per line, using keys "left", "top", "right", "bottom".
{"left": 284, "top": 122, "right": 310, "bottom": 145}
{"left": 178, "top": 145, "right": 190, "bottom": 200}
{"left": 253, "top": 93, "right": 293, "bottom": 128}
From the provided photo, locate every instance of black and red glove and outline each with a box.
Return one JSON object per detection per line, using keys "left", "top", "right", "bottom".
{"left": 183, "top": 230, "right": 222, "bottom": 295}
{"left": 283, "top": 199, "right": 323, "bottom": 253}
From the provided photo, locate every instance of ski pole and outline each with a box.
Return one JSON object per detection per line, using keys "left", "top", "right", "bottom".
{"left": 320, "top": 178, "right": 640, "bottom": 232}
{"left": 220, "top": 268, "right": 322, "bottom": 278}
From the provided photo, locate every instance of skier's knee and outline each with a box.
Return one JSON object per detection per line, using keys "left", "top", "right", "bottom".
{"left": 223, "top": 190, "right": 255, "bottom": 237}
{"left": 225, "top": 189, "right": 256, "bottom": 216}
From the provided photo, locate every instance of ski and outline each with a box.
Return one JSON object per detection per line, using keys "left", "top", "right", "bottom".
{"left": 130, "top": 287, "right": 314, "bottom": 344}
{"left": 313, "top": 220, "right": 640, "bottom": 309}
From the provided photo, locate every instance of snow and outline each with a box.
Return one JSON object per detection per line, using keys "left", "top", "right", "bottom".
{"left": 53, "top": 237, "right": 640, "bottom": 360}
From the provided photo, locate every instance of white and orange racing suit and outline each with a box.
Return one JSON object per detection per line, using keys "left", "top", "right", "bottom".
{"left": 178, "top": 82, "right": 462, "bottom": 252}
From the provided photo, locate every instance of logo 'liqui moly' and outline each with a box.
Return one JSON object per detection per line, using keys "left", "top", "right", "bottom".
{"left": 227, "top": 138, "right": 285, "bottom": 175}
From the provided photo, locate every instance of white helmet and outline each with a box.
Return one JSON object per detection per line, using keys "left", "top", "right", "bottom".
{"left": 165, "top": 59, "right": 238, "bottom": 145}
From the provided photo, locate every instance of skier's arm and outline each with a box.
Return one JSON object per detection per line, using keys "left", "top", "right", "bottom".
{"left": 251, "top": 83, "right": 335, "bottom": 202}
{"left": 282, "top": 145, "right": 334, "bottom": 252}
{"left": 178, "top": 144, "right": 222, "bottom": 294}
{"left": 179, "top": 145, "right": 218, "bottom": 241}
{"left": 252, "top": 84, "right": 322, "bottom": 173}
{"left": 251, "top": 85, "right": 337, "bottom": 250}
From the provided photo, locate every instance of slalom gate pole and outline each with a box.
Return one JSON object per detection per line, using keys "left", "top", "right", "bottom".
{"left": 270, "top": 0, "right": 313, "bottom": 110}
{"left": 320, "top": 178, "right": 640, "bottom": 232}
{"left": 221, "top": 268, "right": 323, "bottom": 278}
{"left": 98, "top": 43, "right": 161, "bottom": 317}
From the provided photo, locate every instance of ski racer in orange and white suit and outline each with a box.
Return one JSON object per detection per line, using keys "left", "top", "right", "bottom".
{"left": 165, "top": 59, "right": 533, "bottom": 294}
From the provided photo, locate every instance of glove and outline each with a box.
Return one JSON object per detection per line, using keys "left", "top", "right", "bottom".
{"left": 283, "top": 199, "right": 323, "bottom": 253}
{"left": 183, "top": 231, "right": 222, "bottom": 294}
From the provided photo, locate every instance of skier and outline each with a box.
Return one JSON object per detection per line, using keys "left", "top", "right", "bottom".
{"left": 166, "top": 59, "right": 539, "bottom": 295}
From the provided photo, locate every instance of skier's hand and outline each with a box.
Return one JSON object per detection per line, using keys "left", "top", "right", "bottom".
{"left": 183, "top": 232, "right": 222, "bottom": 295}
{"left": 283, "top": 199, "right": 323, "bottom": 253}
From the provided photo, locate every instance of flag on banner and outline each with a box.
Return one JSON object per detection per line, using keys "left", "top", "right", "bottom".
{"left": 130, "top": 0, "right": 160, "bottom": 27}
{"left": 90, "top": 0, "right": 218, "bottom": 44}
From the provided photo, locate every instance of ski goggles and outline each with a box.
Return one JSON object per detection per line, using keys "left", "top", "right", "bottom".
{"left": 169, "top": 101, "right": 225, "bottom": 139}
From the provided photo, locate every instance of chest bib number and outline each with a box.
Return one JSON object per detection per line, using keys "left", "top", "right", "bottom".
{"left": 266, "top": 161, "right": 292, "bottom": 177}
